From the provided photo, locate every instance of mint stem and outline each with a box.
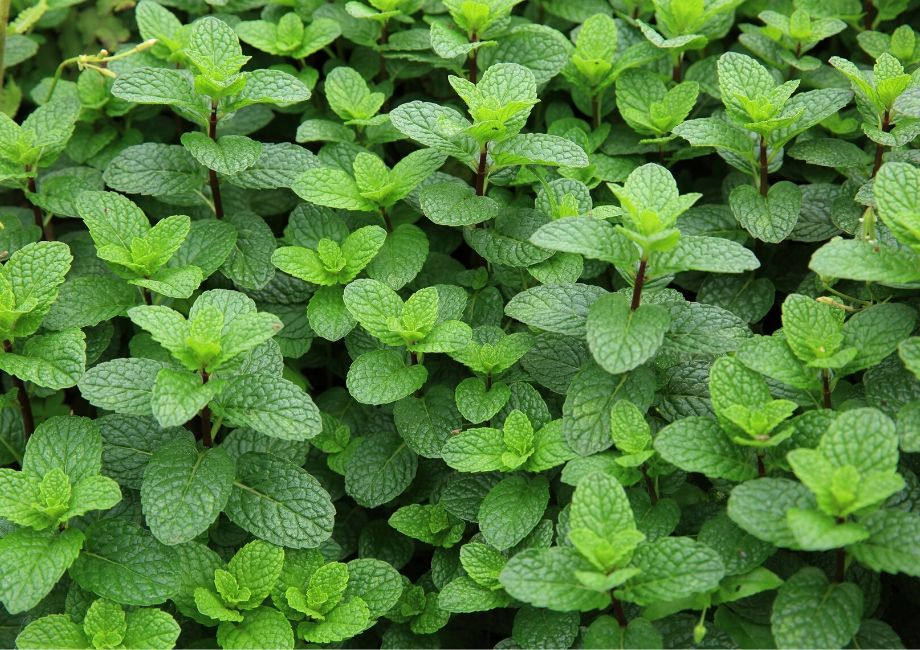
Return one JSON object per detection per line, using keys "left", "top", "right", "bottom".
{"left": 200, "top": 370, "right": 212, "bottom": 447}
{"left": 3, "top": 340, "right": 34, "bottom": 439}
{"left": 870, "top": 110, "right": 890, "bottom": 178}
{"left": 612, "top": 595, "right": 628, "bottom": 628}
{"left": 630, "top": 257, "right": 647, "bottom": 311}
{"left": 381, "top": 207, "right": 393, "bottom": 232}
{"left": 758, "top": 135, "right": 769, "bottom": 197}
{"left": 475, "top": 143, "right": 489, "bottom": 196}
{"left": 207, "top": 102, "right": 224, "bottom": 220}
{"left": 821, "top": 369, "right": 832, "bottom": 409}
{"left": 671, "top": 53, "right": 683, "bottom": 82}
{"left": 756, "top": 452, "right": 765, "bottom": 477}
{"left": 641, "top": 466, "right": 658, "bottom": 504}
{"left": 26, "top": 174, "right": 53, "bottom": 241}
{"left": 835, "top": 519, "right": 846, "bottom": 582}
{"left": 591, "top": 95, "right": 601, "bottom": 129}
{"left": 863, "top": 0, "right": 875, "bottom": 29}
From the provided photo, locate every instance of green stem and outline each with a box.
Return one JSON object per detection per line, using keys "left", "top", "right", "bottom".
{"left": 759, "top": 135, "right": 769, "bottom": 197}
{"left": 821, "top": 369, "right": 833, "bottom": 409}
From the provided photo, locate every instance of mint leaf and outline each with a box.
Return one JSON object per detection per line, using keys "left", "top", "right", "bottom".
{"left": 70, "top": 518, "right": 180, "bottom": 605}
{"left": 771, "top": 568, "right": 863, "bottom": 649}
{"left": 479, "top": 475, "right": 549, "bottom": 550}
{"left": 225, "top": 452, "right": 334, "bottom": 549}
{"left": 0, "top": 528, "right": 84, "bottom": 614}
{"left": 141, "top": 439, "right": 235, "bottom": 545}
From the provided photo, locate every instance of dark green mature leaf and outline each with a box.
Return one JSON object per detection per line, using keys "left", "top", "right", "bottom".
{"left": 225, "top": 453, "right": 334, "bottom": 549}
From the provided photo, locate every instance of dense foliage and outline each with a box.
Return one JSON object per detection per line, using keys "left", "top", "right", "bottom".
{"left": 1, "top": 0, "right": 920, "bottom": 647}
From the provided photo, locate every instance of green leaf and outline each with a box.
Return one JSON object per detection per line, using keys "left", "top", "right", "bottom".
{"left": 366, "top": 224, "right": 429, "bottom": 290}
{"left": 298, "top": 597, "right": 370, "bottom": 643}
{"left": 388, "top": 503, "right": 465, "bottom": 547}
{"left": 771, "top": 568, "right": 863, "bottom": 649}
{"left": 654, "top": 235, "right": 761, "bottom": 275}
{"left": 151, "top": 368, "right": 215, "bottom": 425}
{"left": 83, "top": 600, "right": 127, "bottom": 649}
{"left": 346, "top": 350, "right": 428, "bottom": 405}
{"left": 225, "top": 452, "right": 334, "bottom": 549}
{"left": 325, "top": 66, "right": 384, "bottom": 122}
{"left": 786, "top": 508, "right": 870, "bottom": 551}
{"left": 781, "top": 293, "right": 846, "bottom": 365}
{"left": 15, "top": 614, "right": 87, "bottom": 649}
{"left": 393, "top": 386, "right": 463, "bottom": 458}
{"left": 568, "top": 472, "right": 642, "bottom": 571}
{"left": 0, "top": 328, "right": 86, "bottom": 389}
{"left": 345, "top": 431, "right": 417, "bottom": 507}
{"left": 122, "top": 608, "right": 181, "bottom": 649}
{"left": 186, "top": 16, "right": 250, "bottom": 82}
{"left": 491, "top": 133, "right": 589, "bottom": 168}
{"left": 420, "top": 181, "right": 499, "bottom": 226}
{"left": 840, "top": 302, "right": 917, "bottom": 374}
{"left": 586, "top": 293, "right": 670, "bottom": 374}
{"left": 308, "top": 286, "right": 356, "bottom": 341}
{"left": 229, "top": 540, "right": 285, "bottom": 608}
{"left": 442, "top": 425, "right": 506, "bottom": 473}
{"left": 499, "top": 547, "right": 610, "bottom": 612}
{"left": 104, "top": 143, "right": 207, "bottom": 197}
{"left": 438, "top": 576, "right": 512, "bottom": 613}
{"left": 729, "top": 182, "right": 802, "bottom": 243}
{"left": 532, "top": 218, "right": 633, "bottom": 267}
{"left": 851, "top": 509, "right": 920, "bottom": 577}
{"left": 228, "top": 70, "right": 310, "bottom": 109}
{"left": 217, "top": 607, "right": 294, "bottom": 650}
{"left": 454, "top": 377, "right": 511, "bottom": 424}
{"left": 23, "top": 415, "right": 102, "bottom": 482}
{"left": 505, "top": 283, "right": 608, "bottom": 336}
{"left": 809, "top": 238, "right": 920, "bottom": 285}
{"left": 292, "top": 167, "right": 376, "bottom": 211}
{"left": 478, "top": 475, "right": 549, "bottom": 550}
{"left": 215, "top": 373, "right": 321, "bottom": 441}
{"left": 0, "top": 527, "right": 84, "bottom": 614}
{"left": 111, "top": 68, "right": 205, "bottom": 120}
{"left": 900, "top": 337, "right": 920, "bottom": 380}
{"left": 728, "top": 478, "right": 816, "bottom": 548}
{"left": 617, "top": 537, "right": 725, "bottom": 606}
{"left": 655, "top": 416, "right": 757, "bottom": 481}
{"left": 141, "top": 439, "right": 235, "bottom": 545}
{"left": 79, "top": 358, "right": 169, "bottom": 416}
{"left": 180, "top": 132, "right": 262, "bottom": 175}
{"left": 70, "top": 518, "right": 180, "bottom": 605}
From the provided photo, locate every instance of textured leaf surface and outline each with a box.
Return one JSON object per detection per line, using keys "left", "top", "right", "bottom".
{"left": 141, "top": 439, "right": 235, "bottom": 544}
{"left": 225, "top": 452, "right": 334, "bottom": 549}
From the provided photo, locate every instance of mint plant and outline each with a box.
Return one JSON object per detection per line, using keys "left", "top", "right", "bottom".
{"left": 2, "top": 1, "right": 920, "bottom": 649}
